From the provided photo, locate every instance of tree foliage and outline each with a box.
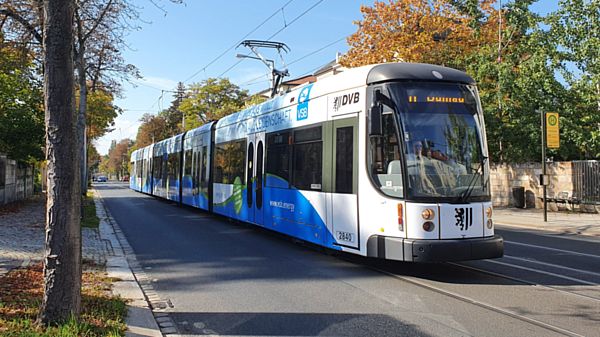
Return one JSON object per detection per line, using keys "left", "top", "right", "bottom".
{"left": 1, "top": 0, "right": 136, "bottom": 167}
{"left": 134, "top": 113, "right": 170, "bottom": 149}
{"left": 159, "top": 81, "right": 185, "bottom": 134}
{"left": 341, "top": 0, "right": 497, "bottom": 69}
{"left": 180, "top": 78, "right": 250, "bottom": 130}
{"left": 105, "top": 138, "right": 133, "bottom": 178}
{"left": 342, "top": 0, "right": 599, "bottom": 162}
{"left": 79, "top": 87, "right": 120, "bottom": 140}
{"left": 546, "top": 0, "right": 600, "bottom": 158}
{"left": 134, "top": 79, "right": 264, "bottom": 149}
{"left": 0, "top": 37, "right": 44, "bottom": 162}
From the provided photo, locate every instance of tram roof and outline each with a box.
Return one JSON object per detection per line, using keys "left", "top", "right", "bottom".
{"left": 215, "top": 62, "right": 476, "bottom": 129}
{"left": 366, "top": 63, "right": 475, "bottom": 85}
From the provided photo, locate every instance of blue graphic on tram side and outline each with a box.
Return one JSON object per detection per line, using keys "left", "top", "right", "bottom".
{"left": 263, "top": 187, "right": 338, "bottom": 248}
{"left": 181, "top": 176, "right": 210, "bottom": 210}
{"left": 259, "top": 175, "right": 339, "bottom": 248}
{"left": 296, "top": 84, "right": 313, "bottom": 121}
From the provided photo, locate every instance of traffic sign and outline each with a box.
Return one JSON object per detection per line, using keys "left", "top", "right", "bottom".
{"left": 546, "top": 112, "right": 559, "bottom": 148}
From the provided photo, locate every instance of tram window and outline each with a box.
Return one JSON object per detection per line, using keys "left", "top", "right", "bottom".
{"left": 266, "top": 131, "right": 291, "bottom": 186}
{"left": 167, "top": 153, "right": 178, "bottom": 179}
{"left": 153, "top": 155, "right": 162, "bottom": 178}
{"left": 193, "top": 149, "right": 200, "bottom": 195}
{"left": 292, "top": 126, "right": 322, "bottom": 191}
{"left": 294, "top": 126, "right": 321, "bottom": 142}
{"left": 292, "top": 142, "right": 322, "bottom": 190}
{"left": 215, "top": 140, "right": 246, "bottom": 184}
{"left": 370, "top": 113, "right": 403, "bottom": 197}
{"left": 184, "top": 149, "right": 192, "bottom": 177}
{"left": 335, "top": 127, "right": 354, "bottom": 194}
{"left": 200, "top": 145, "right": 208, "bottom": 191}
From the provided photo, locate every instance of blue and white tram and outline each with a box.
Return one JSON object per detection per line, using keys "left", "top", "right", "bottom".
{"left": 130, "top": 143, "right": 154, "bottom": 194}
{"left": 129, "top": 62, "right": 503, "bottom": 262}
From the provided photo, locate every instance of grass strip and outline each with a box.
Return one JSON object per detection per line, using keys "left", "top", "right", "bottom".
{"left": 0, "top": 262, "right": 127, "bottom": 336}
{"left": 82, "top": 191, "right": 99, "bottom": 229}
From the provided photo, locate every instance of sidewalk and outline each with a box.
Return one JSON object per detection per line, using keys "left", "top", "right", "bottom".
{"left": 0, "top": 194, "right": 109, "bottom": 276}
{"left": 494, "top": 207, "right": 600, "bottom": 237}
{"left": 0, "top": 192, "right": 161, "bottom": 337}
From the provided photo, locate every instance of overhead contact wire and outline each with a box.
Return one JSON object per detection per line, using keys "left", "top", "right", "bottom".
{"left": 183, "top": 0, "right": 296, "bottom": 83}
{"left": 219, "top": 0, "right": 325, "bottom": 78}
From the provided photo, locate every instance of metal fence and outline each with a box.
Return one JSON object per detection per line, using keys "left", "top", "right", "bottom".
{"left": 573, "top": 160, "right": 600, "bottom": 205}
{"left": 0, "top": 154, "right": 34, "bottom": 206}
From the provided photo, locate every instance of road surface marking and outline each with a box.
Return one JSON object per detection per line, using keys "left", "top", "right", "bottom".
{"left": 505, "top": 240, "right": 600, "bottom": 259}
{"left": 486, "top": 259, "right": 598, "bottom": 286}
{"left": 504, "top": 255, "right": 600, "bottom": 278}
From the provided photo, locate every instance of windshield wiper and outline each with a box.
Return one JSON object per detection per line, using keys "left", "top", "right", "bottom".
{"left": 456, "top": 156, "right": 488, "bottom": 204}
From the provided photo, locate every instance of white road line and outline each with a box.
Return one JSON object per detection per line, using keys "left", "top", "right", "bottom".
{"left": 505, "top": 240, "right": 600, "bottom": 259}
{"left": 504, "top": 255, "right": 600, "bottom": 278}
{"left": 485, "top": 259, "right": 598, "bottom": 286}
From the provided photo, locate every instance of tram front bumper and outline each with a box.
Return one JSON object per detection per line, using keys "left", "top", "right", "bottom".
{"left": 367, "top": 234, "right": 504, "bottom": 262}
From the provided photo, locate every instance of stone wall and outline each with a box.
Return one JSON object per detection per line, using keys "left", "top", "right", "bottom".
{"left": 0, "top": 154, "right": 35, "bottom": 206}
{"left": 490, "top": 162, "right": 574, "bottom": 210}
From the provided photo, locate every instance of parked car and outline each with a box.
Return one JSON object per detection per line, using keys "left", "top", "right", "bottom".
{"left": 96, "top": 176, "right": 108, "bottom": 182}
{"left": 121, "top": 176, "right": 129, "bottom": 182}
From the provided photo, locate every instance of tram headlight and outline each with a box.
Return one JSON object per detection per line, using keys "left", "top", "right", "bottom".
{"left": 423, "top": 221, "right": 435, "bottom": 232}
{"left": 486, "top": 207, "right": 493, "bottom": 218}
{"left": 486, "top": 219, "right": 493, "bottom": 229}
{"left": 421, "top": 208, "right": 435, "bottom": 220}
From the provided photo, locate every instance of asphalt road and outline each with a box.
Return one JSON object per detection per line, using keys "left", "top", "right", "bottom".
{"left": 96, "top": 183, "right": 600, "bottom": 337}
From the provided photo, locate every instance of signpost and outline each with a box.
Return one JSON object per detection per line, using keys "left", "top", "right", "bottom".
{"left": 541, "top": 112, "right": 560, "bottom": 222}
{"left": 546, "top": 112, "right": 560, "bottom": 149}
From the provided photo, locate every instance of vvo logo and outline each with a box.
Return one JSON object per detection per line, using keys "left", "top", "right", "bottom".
{"left": 333, "top": 91, "right": 360, "bottom": 112}
{"left": 454, "top": 207, "right": 473, "bottom": 231}
{"left": 296, "top": 84, "right": 313, "bottom": 121}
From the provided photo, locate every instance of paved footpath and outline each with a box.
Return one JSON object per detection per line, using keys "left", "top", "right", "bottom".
{"left": 495, "top": 207, "right": 600, "bottom": 236}
{"left": 0, "top": 192, "right": 162, "bottom": 337}
{"left": 0, "top": 194, "right": 110, "bottom": 276}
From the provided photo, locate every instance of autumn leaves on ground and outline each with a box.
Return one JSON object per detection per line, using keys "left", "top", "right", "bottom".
{"left": 0, "top": 195, "right": 125, "bottom": 336}
{"left": 0, "top": 262, "right": 127, "bottom": 336}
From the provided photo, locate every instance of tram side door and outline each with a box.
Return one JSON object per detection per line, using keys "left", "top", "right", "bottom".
{"left": 331, "top": 117, "right": 359, "bottom": 249}
{"left": 247, "top": 132, "right": 265, "bottom": 225}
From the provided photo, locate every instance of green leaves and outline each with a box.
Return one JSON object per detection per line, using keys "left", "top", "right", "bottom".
{"left": 179, "top": 78, "right": 250, "bottom": 130}
{"left": 343, "top": 0, "right": 598, "bottom": 161}
{"left": 0, "top": 41, "right": 44, "bottom": 163}
{"left": 81, "top": 88, "right": 120, "bottom": 140}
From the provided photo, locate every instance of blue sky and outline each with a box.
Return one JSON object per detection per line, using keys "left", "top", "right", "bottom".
{"left": 96, "top": 0, "right": 559, "bottom": 155}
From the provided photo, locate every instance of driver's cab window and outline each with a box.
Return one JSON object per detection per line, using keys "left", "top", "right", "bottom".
{"left": 369, "top": 99, "right": 403, "bottom": 198}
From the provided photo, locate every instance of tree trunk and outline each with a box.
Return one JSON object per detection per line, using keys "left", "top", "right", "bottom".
{"left": 77, "top": 52, "right": 87, "bottom": 195}
{"left": 38, "top": 0, "right": 82, "bottom": 325}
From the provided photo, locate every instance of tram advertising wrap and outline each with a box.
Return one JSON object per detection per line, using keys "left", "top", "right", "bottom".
{"left": 130, "top": 62, "right": 503, "bottom": 262}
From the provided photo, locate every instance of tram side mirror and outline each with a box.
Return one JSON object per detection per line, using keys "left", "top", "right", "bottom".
{"left": 369, "top": 103, "right": 383, "bottom": 136}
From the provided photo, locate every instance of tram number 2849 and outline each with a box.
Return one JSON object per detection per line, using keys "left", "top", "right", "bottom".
{"left": 336, "top": 231, "right": 355, "bottom": 243}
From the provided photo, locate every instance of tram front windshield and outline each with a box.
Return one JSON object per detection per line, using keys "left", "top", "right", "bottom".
{"left": 389, "top": 82, "right": 489, "bottom": 201}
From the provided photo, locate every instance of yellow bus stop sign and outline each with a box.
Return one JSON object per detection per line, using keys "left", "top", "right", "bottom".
{"left": 546, "top": 112, "right": 559, "bottom": 148}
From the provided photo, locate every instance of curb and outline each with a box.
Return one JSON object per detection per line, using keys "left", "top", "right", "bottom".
{"left": 495, "top": 222, "right": 600, "bottom": 237}
{"left": 93, "top": 189, "right": 164, "bottom": 337}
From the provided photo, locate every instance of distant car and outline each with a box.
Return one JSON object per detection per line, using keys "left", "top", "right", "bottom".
{"left": 97, "top": 176, "right": 108, "bottom": 182}
{"left": 121, "top": 176, "right": 129, "bottom": 182}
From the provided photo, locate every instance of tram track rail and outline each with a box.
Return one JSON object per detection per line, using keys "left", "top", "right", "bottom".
{"left": 337, "top": 238, "right": 600, "bottom": 337}
{"left": 450, "top": 261, "right": 600, "bottom": 303}
{"left": 364, "top": 262, "right": 587, "bottom": 337}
